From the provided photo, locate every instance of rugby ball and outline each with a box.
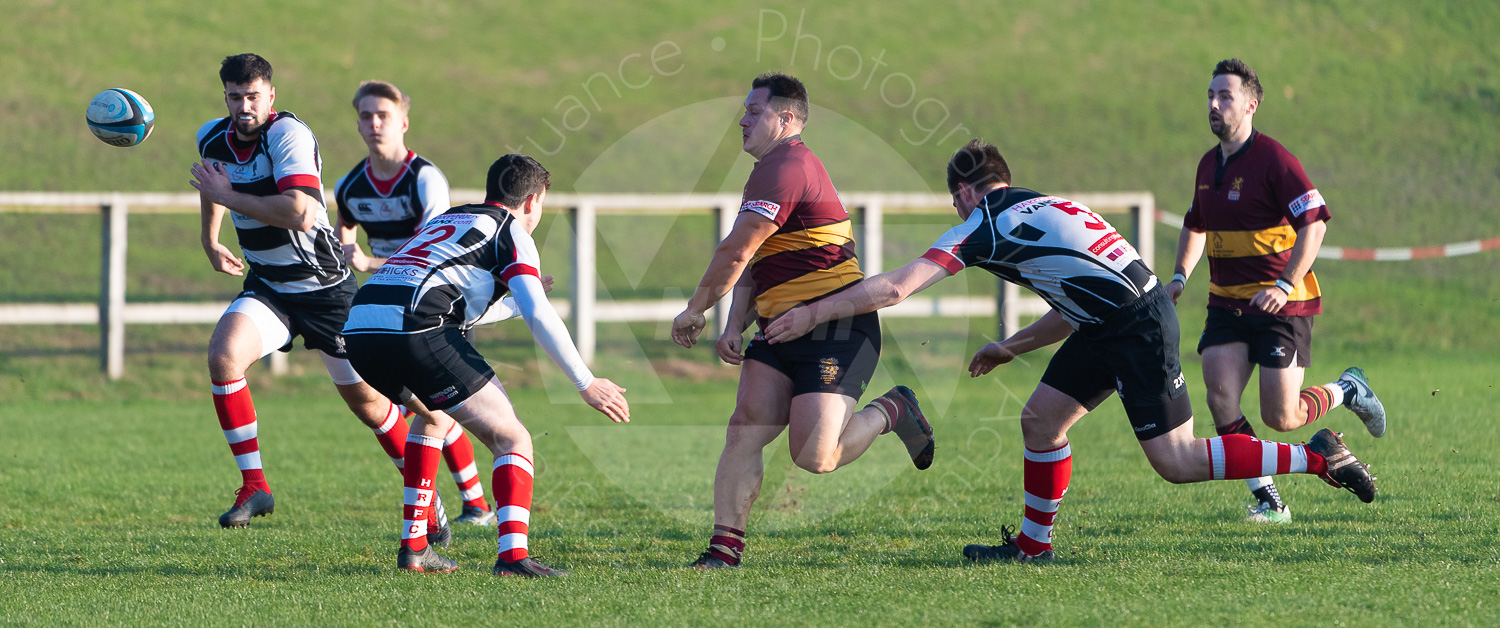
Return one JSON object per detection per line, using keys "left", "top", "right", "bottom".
{"left": 87, "top": 88, "right": 155, "bottom": 147}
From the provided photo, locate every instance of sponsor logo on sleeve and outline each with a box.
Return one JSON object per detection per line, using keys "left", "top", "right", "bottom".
{"left": 1288, "top": 189, "right": 1325, "bottom": 217}
{"left": 741, "top": 200, "right": 781, "bottom": 220}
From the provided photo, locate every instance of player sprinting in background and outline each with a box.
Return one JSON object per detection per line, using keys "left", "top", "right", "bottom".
{"left": 332, "top": 80, "right": 495, "bottom": 527}
{"left": 670, "top": 73, "right": 934, "bottom": 570}
{"left": 1167, "top": 59, "right": 1387, "bottom": 524}
{"left": 190, "top": 54, "right": 450, "bottom": 546}
{"left": 766, "top": 140, "right": 1379, "bottom": 563}
{"left": 344, "top": 154, "right": 630, "bottom": 575}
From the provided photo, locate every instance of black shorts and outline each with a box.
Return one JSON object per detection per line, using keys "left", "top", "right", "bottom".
{"left": 1197, "top": 307, "right": 1314, "bottom": 369}
{"left": 1041, "top": 287, "right": 1192, "bottom": 441}
{"left": 236, "top": 274, "right": 357, "bottom": 358}
{"left": 345, "top": 327, "right": 495, "bottom": 412}
{"left": 744, "top": 311, "right": 881, "bottom": 399}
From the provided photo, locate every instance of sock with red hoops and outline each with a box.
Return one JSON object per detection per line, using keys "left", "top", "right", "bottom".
{"left": 370, "top": 402, "right": 409, "bottom": 470}
{"left": 707, "top": 525, "right": 746, "bottom": 566}
{"left": 1298, "top": 383, "right": 1346, "bottom": 426}
{"left": 442, "top": 423, "right": 491, "bottom": 511}
{"left": 1017, "top": 442, "right": 1072, "bottom": 557}
{"left": 212, "top": 378, "right": 270, "bottom": 495}
{"left": 1217, "top": 416, "right": 1285, "bottom": 510}
{"left": 493, "top": 453, "right": 535, "bottom": 562}
{"left": 400, "top": 434, "right": 444, "bottom": 552}
{"left": 1204, "top": 434, "right": 1328, "bottom": 480}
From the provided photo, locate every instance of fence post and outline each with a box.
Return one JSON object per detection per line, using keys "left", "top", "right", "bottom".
{"left": 858, "top": 200, "right": 884, "bottom": 275}
{"left": 572, "top": 203, "right": 597, "bottom": 365}
{"left": 267, "top": 350, "right": 289, "bottom": 374}
{"left": 1132, "top": 195, "right": 1156, "bottom": 271}
{"left": 100, "top": 195, "right": 128, "bottom": 380}
{"left": 996, "top": 280, "right": 1020, "bottom": 340}
{"left": 712, "top": 200, "right": 737, "bottom": 336}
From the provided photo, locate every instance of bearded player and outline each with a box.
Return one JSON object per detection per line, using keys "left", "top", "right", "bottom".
{"left": 767, "top": 139, "right": 1379, "bottom": 563}
{"left": 670, "top": 73, "right": 934, "bottom": 569}
{"left": 1168, "top": 59, "right": 1387, "bottom": 524}
{"left": 190, "top": 54, "right": 450, "bottom": 545}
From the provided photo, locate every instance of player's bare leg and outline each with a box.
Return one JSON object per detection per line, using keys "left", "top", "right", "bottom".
{"left": 1258, "top": 365, "right": 1308, "bottom": 432}
{"left": 1137, "top": 418, "right": 1375, "bottom": 502}
{"left": 786, "top": 393, "right": 885, "bottom": 474}
{"left": 208, "top": 312, "right": 279, "bottom": 528}
{"left": 440, "top": 381, "right": 564, "bottom": 577}
{"left": 1201, "top": 343, "right": 1288, "bottom": 521}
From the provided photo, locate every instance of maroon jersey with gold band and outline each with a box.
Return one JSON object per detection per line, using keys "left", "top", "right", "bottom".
{"left": 1184, "top": 131, "right": 1331, "bottom": 316}
{"left": 740, "top": 138, "right": 863, "bottom": 325}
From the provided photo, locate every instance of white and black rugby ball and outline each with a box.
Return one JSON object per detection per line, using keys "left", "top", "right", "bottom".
{"left": 87, "top": 88, "right": 155, "bottom": 147}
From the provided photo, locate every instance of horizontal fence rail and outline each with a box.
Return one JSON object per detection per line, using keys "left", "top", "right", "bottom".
{"left": 0, "top": 190, "right": 1153, "bottom": 379}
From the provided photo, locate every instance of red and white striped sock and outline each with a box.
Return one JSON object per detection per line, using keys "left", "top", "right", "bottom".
{"left": 1204, "top": 434, "right": 1328, "bottom": 480}
{"left": 212, "top": 378, "right": 269, "bottom": 494}
{"left": 1017, "top": 442, "right": 1072, "bottom": 558}
{"left": 441, "top": 423, "right": 490, "bottom": 511}
{"left": 493, "top": 452, "right": 534, "bottom": 562}
{"left": 400, "top": 434, "right": 444, "bottom": 552}
{"left": 370, "top": 402, "right": 408, "bottom": 470}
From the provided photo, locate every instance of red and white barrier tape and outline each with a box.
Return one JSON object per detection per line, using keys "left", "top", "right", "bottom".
{"left": 1154, "top": 210, "right": 1500, "bottom": 261}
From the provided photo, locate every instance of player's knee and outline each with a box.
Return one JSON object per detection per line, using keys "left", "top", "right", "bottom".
{"left": 792, "top": 452, "right": 837, "bottom": 474}
{"left": 1261, "top": 409, "right": 1300, "bottom": 432}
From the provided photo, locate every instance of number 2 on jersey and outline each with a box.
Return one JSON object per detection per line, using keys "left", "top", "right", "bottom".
{"left": 401, "top": 225, "right": 457, "bottom": 259}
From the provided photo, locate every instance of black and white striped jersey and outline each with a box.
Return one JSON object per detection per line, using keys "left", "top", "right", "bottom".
{"left": 344, "top": 203, "right": 540, "bottom": 334}
{"left": 333, "top": 151, "right": 450, "bottom": 258}
{"left": 196, "top": 111, "right": 350, "bottom": 294}
{"left": 920, "top": 187, "right": 1157, "bottom": 329}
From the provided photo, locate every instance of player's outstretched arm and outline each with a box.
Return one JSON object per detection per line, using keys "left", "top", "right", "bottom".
{"left": 198, "top": 195, "right": 244, "bottom": 276}
{"left": 1249, "top": 220, "right": 1326, "bottom": 314}
{"left": 968, "top": 309, "right": 1074, "bottom": 377}
{"left": 472, "top": 275, "right": 555, "bottom": 326}
{"left": 764, "top": 257, "right": 952, "bottom": 344}
{"left": 672, "top": 213, "right": 780, "bottom": 348}
{"left": 1169, "top": 228, "right": 1206, "bottom": 304}
{"left": 508, "top": 273, "right": 629, "bottom": 422}
{"left": 189, "top": 160, "right": 320, "bottom": 232}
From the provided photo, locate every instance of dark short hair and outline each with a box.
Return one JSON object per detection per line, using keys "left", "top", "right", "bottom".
{"left": 220, "top": 53, "right": 273, "bottom": 86}
{"left": 485, "top": 154, "right": 552, "bottom": 208}
{"left": 946, "top": 139, "right": 1011, "bottom": 193}
{"left": 352, "top": 80, "right": 410, "bottom": 112}
{"left": 751, "top": 72, "right": 810, "bottom": 123}
{"left": 1212, "top": 58, "right": 1263, "bottom": 103}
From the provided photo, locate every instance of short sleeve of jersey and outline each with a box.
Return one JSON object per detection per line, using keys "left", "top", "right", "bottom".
{"left": 740, "top": 161, "right": 802, "bottom": 226}
{"left": 1271, "top": 150, "right": 1330, "bottom": 228}
{"left": 333, "top": 172, "right": 357, "bottom": 225}
{"left": 497, "top": 219, "right": 542, "bottom": 283}
{"left": 265, "top": 119, "right": 322, "bottom": 194}
{"left": 1182, "top": 158, "right": 1209, "bottom": 232}
{"left": 195, "top": 119, "right": 220, "bottom": 153}
{"left": 416, "top": 165, "right": 451, "bottom": 229}
{"left": 919, "top": 208, "right": 988, "bottom": 274}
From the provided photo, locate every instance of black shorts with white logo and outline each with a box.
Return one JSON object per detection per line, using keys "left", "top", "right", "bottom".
{"left": 1197, "top": 307, "right": 1314, "bottom": 369}
{"left": 236, "top": 274, "right": 357, "bottom": 358}
{"left": 345, "top": 326, "right": 495, "bottom": 412}
{"left": 1041, "top": 286, "right": 1192, "bottom": 441}
{"left": 744, "top": 311, "right": 881, "bottom": 399}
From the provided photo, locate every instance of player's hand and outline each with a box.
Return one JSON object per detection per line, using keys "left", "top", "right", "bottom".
{"left": 189, "top": 160, "right": 235, "bottom": 206}
{"left": 1249, "top": 286, "right": 1288, "bottom": 314}
{"left": 1166, "top": 279, "right": 1185, "bottom": 304}
{"left": 342, "top": 243, "right": 371, "bottom": 272}
{"left": 580, "top": 378, "right": 630, "bottom": 423}
{"left": 671, "top": 308, "right": 707, "bottom": 348}
{"left": 968, "top": 342, "right": 1017, "bottom": 378}
{"left": 540, "top": 275, "right": 555, "bottom": 294}
{"left": 716, "top": 329, "right": 745, "bottom": 365}
{"left": 205, "top": 242, "right": 244, "bottom": 276}
{"left": 764, "top": 306, "right": 815, "bottom": 344}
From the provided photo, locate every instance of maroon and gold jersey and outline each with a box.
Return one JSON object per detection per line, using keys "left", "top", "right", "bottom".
{"left": 740, "top": 138, "right": 863, "bottom": 323}
{"left": 1185, "top": 131, "right": 1331, "bottom": 316}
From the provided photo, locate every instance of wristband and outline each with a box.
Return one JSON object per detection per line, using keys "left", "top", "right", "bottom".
{"left": 1274, "top": 278, "right": 1295, "bottom": 296}
{"left": 1171, "top": 273, "right": 1187, "bottom": 285}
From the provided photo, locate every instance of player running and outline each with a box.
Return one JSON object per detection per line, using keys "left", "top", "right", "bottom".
{"left": 766, "top": 140, "right": 1379, "bottom": 563}
{"left": 344, "top": 154, "right": 630, "bottom": 576}
{"left": 1167, "top": 59, "right": 1387, "bottom": 524}
{"left": 190, "top": 54, "right": 453, "bottom": 545}
{"left": 332, "top": 80, "right": 496, "bottom": 527}
{"left": 670, "top": 73, "right": 934, "bottom": 570}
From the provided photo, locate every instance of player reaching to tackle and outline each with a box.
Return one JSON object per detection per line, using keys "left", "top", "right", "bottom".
{"left": 332, "top": 80, "right": 498, "bottom": 527}
{"left": 1168, "top": 59, "right": 1387, "bottom": 524}
{"left": 671, "top": 73, "right": 934, "bottom": 570}
{"left": 190, "top": 54, "right": 452, "bottom": 545}
{"left": 343, "top": 154, "right": 630, "bottom": 576}
{"left": 766, "top": 140, "right": 1379, "bottom": 563}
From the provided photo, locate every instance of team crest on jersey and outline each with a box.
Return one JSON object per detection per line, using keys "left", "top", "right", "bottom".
{"left": 1228, "top": 177, "right": 1243, "bottom": 201}
{"left": 818, "top": 357, "right": 840, "bottom": 384}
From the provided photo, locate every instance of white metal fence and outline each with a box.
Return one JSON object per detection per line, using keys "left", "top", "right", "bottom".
{"left": 0, "top": 190, "right": 1154, "bottom": 379}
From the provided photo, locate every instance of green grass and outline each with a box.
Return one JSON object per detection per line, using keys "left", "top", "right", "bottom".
{"left": 1, "top": 340, "right": 1497, "bottom": 625}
